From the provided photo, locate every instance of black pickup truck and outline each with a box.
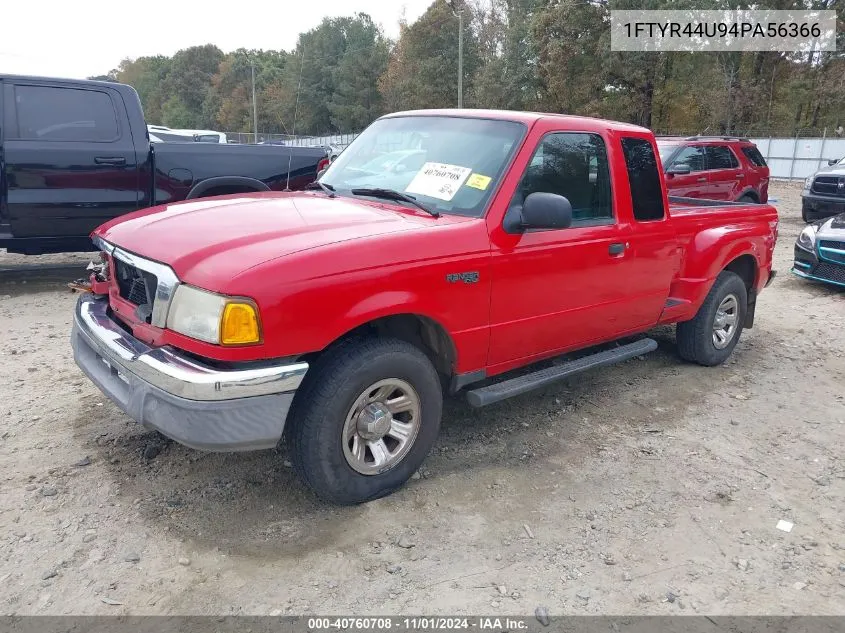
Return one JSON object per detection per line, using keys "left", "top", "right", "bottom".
{"left": 0, "top": 75, "right": 329, "bottom": 254}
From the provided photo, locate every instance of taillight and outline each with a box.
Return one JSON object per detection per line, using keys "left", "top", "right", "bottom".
{"left": 317, "top": 158, "right": 330, "bottom": 173}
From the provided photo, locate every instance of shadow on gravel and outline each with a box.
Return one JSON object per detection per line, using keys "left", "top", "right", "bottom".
{"left": 0, "top": 262, "right": 89, "bottom": 297}
{"left": 68, "top": 325, "right": 699, "bottom": 562}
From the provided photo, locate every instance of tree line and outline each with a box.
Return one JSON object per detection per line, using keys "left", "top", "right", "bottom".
{"left": 93, "top": 0, "right": 844, "bottom": 138}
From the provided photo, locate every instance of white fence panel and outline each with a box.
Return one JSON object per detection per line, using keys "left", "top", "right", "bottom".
{"left": 750, "top": 136, "right": 845, "bottom": 179}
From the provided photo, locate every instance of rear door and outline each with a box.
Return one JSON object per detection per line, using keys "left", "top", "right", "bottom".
{"left": 664, "top": 144, "right": 708, "bottom": 197}
{"left": 617, "top": 136, "right": 681, "bottom": 321}
{"left": 704, "top": 144, "right": 743, "bottom": 200}
{"left": 2, "top": 80, "right": 142, "bottom": 238}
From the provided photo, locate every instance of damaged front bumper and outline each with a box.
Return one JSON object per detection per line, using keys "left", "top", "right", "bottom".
{"left": 71, "top": 294, "right": 308, "bottom": 451}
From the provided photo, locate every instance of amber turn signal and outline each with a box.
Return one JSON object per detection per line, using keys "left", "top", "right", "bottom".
{"left": 220, "top": 302, "right": 261, "bottom": 345}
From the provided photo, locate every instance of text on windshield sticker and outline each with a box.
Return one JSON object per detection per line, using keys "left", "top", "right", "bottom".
{"left": 406, "top": 162, "right": 473, "bottom": 201}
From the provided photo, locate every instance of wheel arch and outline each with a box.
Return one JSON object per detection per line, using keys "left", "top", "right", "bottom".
{"left": 186, "top": 176, "right": 270, "bottom": 199}
{"left": 736, "top": 188, "right": 759, "bottom": 203}
{"left": 723, "top": 253, "right": 758, "bottom": 328}
{"left": 301, "top": 312, "right": 458, "bottom": 381}
{"left": 723, "top": 253, "right": 757, "bottom": 291}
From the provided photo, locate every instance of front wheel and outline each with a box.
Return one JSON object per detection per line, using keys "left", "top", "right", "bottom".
{"left": 676, "top": 271, "right": 748, "bottom": 366}
{"left": 286, "top": 337, "right": 443, "bottom": 505}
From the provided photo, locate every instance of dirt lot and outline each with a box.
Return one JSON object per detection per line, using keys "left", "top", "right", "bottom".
{"left": 0, "top": 181, "right": 843, "bottom": 617}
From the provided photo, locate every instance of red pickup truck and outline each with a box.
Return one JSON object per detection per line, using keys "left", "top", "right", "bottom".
{"left": 72, "top": 110, "right": 779, "bottom": 504}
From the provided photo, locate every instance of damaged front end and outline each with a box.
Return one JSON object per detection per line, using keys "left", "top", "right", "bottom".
{"left": 67, "top": 252, "right": 110, "bottom": 294}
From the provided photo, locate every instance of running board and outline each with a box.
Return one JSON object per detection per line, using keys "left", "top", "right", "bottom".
{"left": 466, "top": 338, "right": 658, "bottom": 408}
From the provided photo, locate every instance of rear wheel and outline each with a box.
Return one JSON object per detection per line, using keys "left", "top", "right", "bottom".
{"left": 677, "top": 271, "right": 747, "bottom": 366}
{"left": 286, "top": 337, "right": 443, "bottom": 505}
{"left": 737, "top": 193, "right": 757, "bottom": 204}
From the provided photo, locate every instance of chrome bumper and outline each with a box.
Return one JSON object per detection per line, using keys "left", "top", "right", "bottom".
{"left": 71, "top": 294, "right": 309, "bottom": 451}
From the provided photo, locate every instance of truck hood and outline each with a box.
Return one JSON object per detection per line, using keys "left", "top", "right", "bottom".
{"left": 95, "top": 192, "right": 439, "bottom": 286}
{"left": 816, "top": 164, "right": 845, "bottom": 177}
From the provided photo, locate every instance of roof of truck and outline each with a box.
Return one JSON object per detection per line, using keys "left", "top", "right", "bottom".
{"left": 0, "top": 74, "right": 126, "bottom": 87}
{"left": 381, "top": 109, "right": 652, "bottom": 134}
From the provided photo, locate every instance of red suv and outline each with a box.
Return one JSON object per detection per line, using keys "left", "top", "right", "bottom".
{"left": 656, "top": 136, "right": 769, "bottom": 204}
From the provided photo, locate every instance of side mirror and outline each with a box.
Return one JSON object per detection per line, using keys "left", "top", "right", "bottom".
{"left": 828, "top": 158, "right": 840, "bottom": 166}
{"left": 667, "top": 163, "right": 691, "bottom": 176}
{"left": 516, "top": 192, "right": 573, "bottom": 231}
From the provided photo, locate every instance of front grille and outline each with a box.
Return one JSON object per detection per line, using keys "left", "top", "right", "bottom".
{"left": 113, "top": 258, "right": 158, "bottom": 318}
{"left": 819, "top": 239, "right": 845, "bottom": 251}
{"left": 812, "top": 262, "right": 845, "bottom": 285}
{"left": 819, "top": 240, "right": 845, "bottom": 265}
{"left": 811, "top": 176, "right": 845, "bottom": 198}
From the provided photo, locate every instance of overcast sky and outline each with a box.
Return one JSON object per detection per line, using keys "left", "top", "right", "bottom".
{"left": 1, "top": 0, "right": 433, "bottom": 79}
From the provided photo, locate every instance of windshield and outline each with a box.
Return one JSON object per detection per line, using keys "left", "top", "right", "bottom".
{"left": 319, "top": 116, "right": 526, "bottom": 217}
{"left": 656, "top": 141, "right": 680, "bottom": 167}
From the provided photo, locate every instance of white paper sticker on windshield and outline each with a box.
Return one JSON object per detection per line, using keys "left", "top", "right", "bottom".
{"left": 405, "top": 162, "right": 473, "bottom": 201}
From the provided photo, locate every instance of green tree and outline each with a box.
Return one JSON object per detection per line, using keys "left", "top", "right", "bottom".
{"left": 163, "top": 44, "right": 224, "bottom": 128}
{"left": 328, "top": 14, "right": 390, "bottom": 131}
{"left": 379, "top": 0, "right": 480, "bottom": 111}
{"left": 108, "top": 56, "right": 171, "bottom": 124}
{"left": 531, "top": 0, "right": 608, "bottom": 115}
{"left": 472, "top": 0, "right": 543, "bottom": 110}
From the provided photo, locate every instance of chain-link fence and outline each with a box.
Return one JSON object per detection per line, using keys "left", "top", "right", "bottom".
{"left": 224, "top": 131, "right": 361, "bottom": 150}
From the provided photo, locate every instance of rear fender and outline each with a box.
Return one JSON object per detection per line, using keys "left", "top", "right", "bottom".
{"left": 669, "top": 228, "right": 763, "bottom": 318}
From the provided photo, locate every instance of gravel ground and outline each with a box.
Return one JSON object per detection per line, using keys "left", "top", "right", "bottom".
{"left": 0, "top": 181, "right": 843, "bottom": 616}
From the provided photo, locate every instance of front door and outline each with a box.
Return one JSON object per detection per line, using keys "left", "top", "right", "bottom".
{"left": 664, "top": 144, "right": 708, "bottom": 197}
{"left": 2, "top": 81, "right": 142, "bottom": 238}
{"left": 487, "top": 131, "right": 653, "bottom": 368}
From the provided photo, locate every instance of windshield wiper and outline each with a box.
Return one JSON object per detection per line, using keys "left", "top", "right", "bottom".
{"left": 350, "top": 188, "right": 439, "bottom": 218}
{"left": 305, "top": 181, "right": 336, "bottom": 198}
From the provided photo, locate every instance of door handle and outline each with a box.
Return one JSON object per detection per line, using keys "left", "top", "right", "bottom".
{"left": 696, "top": 177, "right": 707, "bottom": 182}
{"left": 94, "top": 157, "right": 126, "bottom": 166}
{"left": 609, "top": 242, "right": 626, "bottom": 256}
{"left": 736, "top": 173, "right": 745, "bottom": 179}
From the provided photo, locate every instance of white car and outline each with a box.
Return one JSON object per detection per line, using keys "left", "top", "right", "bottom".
{"left": 147, "top": 125, "right": 227, "bottom": 144}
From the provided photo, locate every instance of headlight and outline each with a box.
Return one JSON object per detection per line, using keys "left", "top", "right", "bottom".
{"left": 803, "top": 176, "right": 814, "bottom": 191}
{"left": 797, "top": 224, "right": 817, "bottom": 251}
{"left": 166, "top": 285, "right": 261, "bottom": 345}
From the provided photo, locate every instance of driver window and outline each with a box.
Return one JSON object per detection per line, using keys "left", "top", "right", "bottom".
{"left": 670, "top": 146, "right": 706, "bottom": 172}
{"left": 514, "top": 132, "right": 613, "bottom": 224}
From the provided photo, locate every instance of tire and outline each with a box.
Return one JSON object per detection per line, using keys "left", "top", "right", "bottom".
{"left": 737, "top": 194, "right": 757, "bottom": 204}
{"left": 286, "top": 337, "right": 443, "bottom": 505}
{"left": 676, "top": 271, "right": 748, "bottom": 367}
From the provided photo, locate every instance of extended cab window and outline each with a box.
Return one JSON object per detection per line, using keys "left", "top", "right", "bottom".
{"left": 705, "top": 145, "right": 739, "bottom": 170}
{"left": 670, "top": 146, "right": 706, "bottom": 172}
{"left": 621, "top": 137, "right": 665, "bottom": 221}
{"left": 515, "top": 132, "right": 612, "bottom": 224}
{"left": 14, "top": 85, "right": 119, "bottom": 142}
